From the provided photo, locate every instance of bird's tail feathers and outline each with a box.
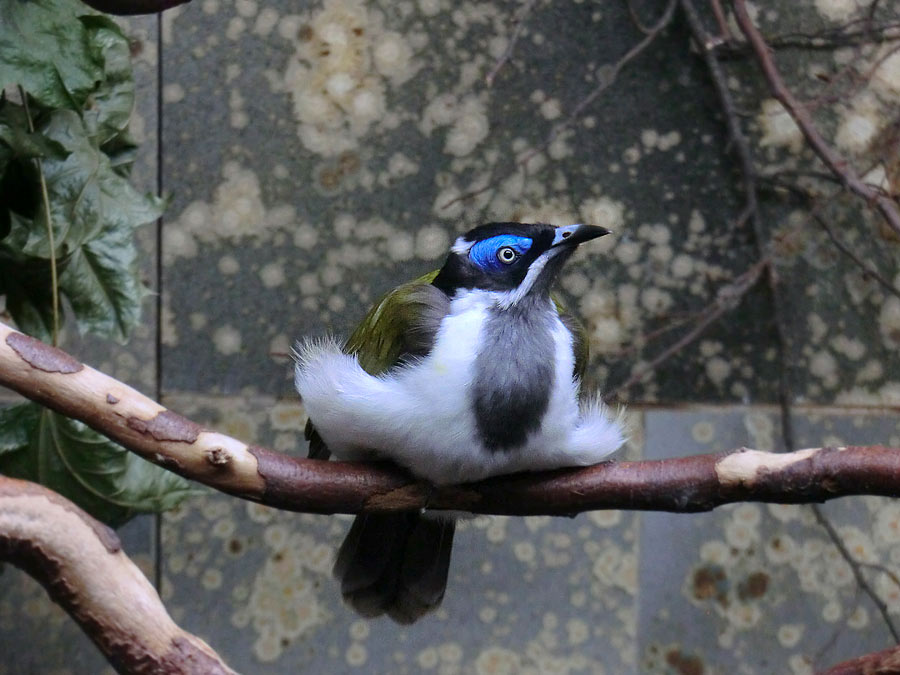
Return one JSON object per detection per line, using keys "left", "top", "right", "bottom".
{"left": 568, "top": 396, "right": 627, "bottom": 463}
{"left": 334, "top": 513, "right": 455, "bottom": 625}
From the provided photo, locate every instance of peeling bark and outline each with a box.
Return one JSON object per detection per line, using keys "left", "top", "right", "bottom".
{"left": 1, "top": 321, "right": 899, "bottom": 517}
{"left": 0, "top": 476, "right": 236, "bottom": 674}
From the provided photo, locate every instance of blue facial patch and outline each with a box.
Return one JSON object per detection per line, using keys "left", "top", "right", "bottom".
{"left": 469, "top": 235, "right": 533, "bottom": 272}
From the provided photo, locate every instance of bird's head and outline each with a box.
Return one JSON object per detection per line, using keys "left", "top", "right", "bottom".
{"left": 432, "top": 222, "right": 610, "bottom": 306}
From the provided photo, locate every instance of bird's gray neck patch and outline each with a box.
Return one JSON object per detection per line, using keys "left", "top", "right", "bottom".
{"left": 472, "top": 296, "right": 556, "bottom": 451}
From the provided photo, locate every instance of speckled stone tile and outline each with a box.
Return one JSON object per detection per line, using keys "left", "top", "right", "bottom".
{"left": 159, "top": 393, "right": 643, "bottom": 673}
{"left": 638, "top": 408, "right": 900, "bottom": 675}
{"left": 764, "top": 200, "right": 900, "bottom": 407}
{"left": 158, "top": 0, "right": 787, "bottom": 404}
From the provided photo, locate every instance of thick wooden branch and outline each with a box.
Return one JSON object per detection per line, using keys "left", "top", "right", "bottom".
{"left": 0, "top": 475, "right": 235, "bottom": 674}
{"left": 2, "top": 320, "right": 900, "bottom": 516}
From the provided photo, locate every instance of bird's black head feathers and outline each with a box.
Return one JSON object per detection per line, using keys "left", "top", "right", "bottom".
{"left": 432, "top": 222, "right": 608, "bottom": 299}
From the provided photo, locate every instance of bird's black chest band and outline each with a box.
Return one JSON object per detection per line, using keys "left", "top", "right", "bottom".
{"left": 471, "top": 304, "right": 556, "bottom": 451}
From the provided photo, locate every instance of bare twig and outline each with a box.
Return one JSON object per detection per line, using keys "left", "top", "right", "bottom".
{"left": 18, "top": 86, "right": 59, "bottom": 346}
{"left": 814, "top": 586, "right": 863, "bottom": 668}
{"left": 681, "top": 0, "right": 760, "bottom": 227}
{"left": 733, "top": 0, "right": 900, "bottom": 238}
{"left": 0, "top": 476, "right": 236, "bottom": 674}
{"left": 485, "top": 0, "right": 538, "bottom": 87}
{"left": 679, "top": 11, "right": 899, "bottom": 642}
{"left": 725, "top": 0, "right": 900, "bottom": 643}
{"left": 604, "top": 256, "right": 769, "bottom": 399}
{"left": 811, "top": 504, "right": 900, "bottom": 643}
{"left": 858, "top": 560, "right": 900, "bottom": 593}
{"left": 815, "top": 213, "right": 900, "bottom": 301}
{"left": 758, "top": 21, "right": 900, "bottom": 51}
{"left": 441, "top": 0, "right": 677, "bottom": 211}
{"left": 709, "top": 0, "right": 732, "bottom": 42}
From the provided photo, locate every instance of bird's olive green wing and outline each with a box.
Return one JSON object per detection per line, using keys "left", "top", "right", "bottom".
{"left": 344, "top": 270, "right": 448, "bottom": 376}
{"left": 553, "top": 294, "right": 590, "bottom": 383}
{"left": 306, "top": 270, "right": 450, "bottom": 459}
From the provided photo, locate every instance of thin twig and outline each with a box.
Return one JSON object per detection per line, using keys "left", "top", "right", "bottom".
{"left": 858, "top": 560, "right": 900, "bottom": 593}
{"left": 604, "top": 257, "right": 769, "bottom": 400}
{"left": 709, "top": 0, "right": 732, "bottom": 42}
{"left": 681, "top": 0, "right": 759, "bottom": 226}
{"left": 815, "top": 213, "right": 900, "bottom": 301}
{"left": 811, "top": 504, "right": 900, "bottom": 643}
{"left": 733, "top": 0, "right": 900, "bottom": 238}
{"left": 19, "top": 86, "right": 59, "bottom": 347}
{"left": 814, "top": 585, "right": 863, "bottom": 668}
{"left": 626, "top": 0, "right": 661, "bottom": 35}
{"left": 441, "top": 0, "right": 677, "bottom": 211}
{"left": 715, "top": 18, "right": 900, "bottom": 54}
{"left": 485, "top": 0, "right": 538, "bottom": 87}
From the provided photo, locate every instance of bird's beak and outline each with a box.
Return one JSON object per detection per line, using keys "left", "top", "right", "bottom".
{"left": 551, "top": 224, "right": 611, "bottom": 248}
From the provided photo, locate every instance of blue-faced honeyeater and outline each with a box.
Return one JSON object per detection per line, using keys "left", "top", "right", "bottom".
{"left": 294, "top": 222, "right": 625, "bottom": 624}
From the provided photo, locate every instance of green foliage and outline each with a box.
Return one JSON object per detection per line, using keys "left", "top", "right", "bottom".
{"left": 0, "top": 0, "right": 194, "bottom": 524}
{"left": 0, "top": 0, "right": 163, "bottom": 343}
{"left": 0, "top": 403, "right": 199, "bottom": 526}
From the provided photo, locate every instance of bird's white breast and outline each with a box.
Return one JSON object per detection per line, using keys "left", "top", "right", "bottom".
{"left": 294, "top": 289, "right": 624, "bottom": 485}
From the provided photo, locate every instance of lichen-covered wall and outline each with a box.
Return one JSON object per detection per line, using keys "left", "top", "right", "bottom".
{"left": 2, "top": 0, "right": 899, "bottom": 672}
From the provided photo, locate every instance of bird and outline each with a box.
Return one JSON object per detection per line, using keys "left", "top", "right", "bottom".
{"left": 293, "top": 221, "right": 625, "bottom": 624}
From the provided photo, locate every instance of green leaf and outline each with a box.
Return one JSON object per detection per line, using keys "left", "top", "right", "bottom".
{"left": 0, "top": 100, "right": 69, "bottom": 164}
{"left": 0, "top": 403, "right": 41, "bottom": 455}
{"left": 0, "top": 402, "right": 199, "bottom": 526}
{"left": 0, "top": 1, "right": 137, "bottom": 148}
{"left": 80, "top": 15, "right": 135, "bottom": 148}
{"left": 0, "top": 110, "right": 161, "bottom": 341}
{"left": 58, "top": 210, "right": 149, "bottom": 341}
{"left": 0, "top": 263, "right": 57, "bottom": 343}
{"left": 0, "top": 0, "right": 101, "bottom": 111}
{"left": 36, "top": 109, "right": 163, "bottom": 259}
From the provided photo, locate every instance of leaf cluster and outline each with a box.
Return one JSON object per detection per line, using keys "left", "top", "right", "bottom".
{"left": 0, "top": 0, "right": 195, "bottom": 524}
{"left": 0, "top": 402, "right": 198, "bottom": 526}
{"left": 0, "top": 0, "right": 163, "bottom": 343}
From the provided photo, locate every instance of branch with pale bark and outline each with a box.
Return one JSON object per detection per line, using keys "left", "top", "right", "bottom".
{"left": 0, "top": 475, "right": 235, "bottom": 674}
{"left": 2, "top": 319, "right": 900, "bottom": 516}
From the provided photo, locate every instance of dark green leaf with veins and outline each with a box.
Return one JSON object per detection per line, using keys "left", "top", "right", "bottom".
{"left": 0, "top": 0, "right": 102, "bottom": 111}
{"left": 1, "top": 109, "right": 162, "bottom": 341}
{"left": 0, "top": 403, "right": 199, "bottom": 526}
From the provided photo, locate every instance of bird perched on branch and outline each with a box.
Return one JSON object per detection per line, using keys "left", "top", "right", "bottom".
{"left": 294, "top": 221, "right": 625, "bottom": 624}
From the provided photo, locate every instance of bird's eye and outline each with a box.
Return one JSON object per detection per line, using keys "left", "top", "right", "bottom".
{"left": 497, "top": 246, "right": 518, "bottom": 264}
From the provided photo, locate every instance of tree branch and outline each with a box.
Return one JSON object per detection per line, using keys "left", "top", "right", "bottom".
{"left": 0, "top": 475, "right": 235, "bottom": 674}
{"left": 2, "top": 320, "right": 900, "bottom": 517}
{"left": 732, "top": 0, "right": 900, "bottom": 238}
{"left": 818, "top": 643, "right": 900, "bottom": 675}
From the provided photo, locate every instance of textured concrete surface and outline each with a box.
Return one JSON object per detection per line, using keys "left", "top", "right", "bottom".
{"left": 2, "top": 0, "right": 900, "bottom": 673}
